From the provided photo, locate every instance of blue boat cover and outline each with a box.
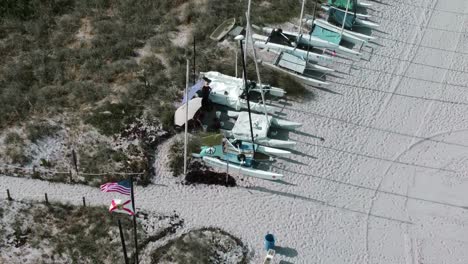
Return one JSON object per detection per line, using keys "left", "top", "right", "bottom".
{"left": 328, "top": 8, "right": 356, "bottom": 29}
{"left": 328, "top": 0, "right": 356, "bottom": 11}
{"left": 311, "top": 25, "right": 342, "bottom": 45}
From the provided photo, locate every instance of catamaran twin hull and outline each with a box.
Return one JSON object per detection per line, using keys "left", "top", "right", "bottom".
{"left": 253, "top": 27, "right": 361, "bottom": 58}
{"left": 320, "top": 6, "right": 379, "bottom": 28}
{"left": 202, "top": 71, "right": 285, "bottom": 114}
{"left": 305, "top": 19, "right": 375, "bottom": 44}
{"left": 254, "top": 47, "right": 331, "bottom": 87}
{"left": 223, "top": 111, "right": 302, "bottom": 149}
{"left": 202, "top": 156, "right": 283, "bottom": 180}
{"left": 196, "top": 141, "right": 287, "bottom": 180}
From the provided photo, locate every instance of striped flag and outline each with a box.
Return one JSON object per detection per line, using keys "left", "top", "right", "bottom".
{"left": 109, "top": 199, "right": 134, "bottom": 215}
{"left": 100, "top": 179, "right": 131, "bottom": 195}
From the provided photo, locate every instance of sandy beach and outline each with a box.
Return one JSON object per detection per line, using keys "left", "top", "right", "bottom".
{"left": 1, "top": 0, "right": 468, "bottom": 263}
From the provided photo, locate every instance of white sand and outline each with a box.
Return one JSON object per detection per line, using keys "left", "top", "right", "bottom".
{"left": 2, "top": 0, "right": 468, "bottom": 263}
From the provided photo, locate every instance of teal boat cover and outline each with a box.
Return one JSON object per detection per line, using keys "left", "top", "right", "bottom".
{"left": 328, "top": 0, "right": 356, "bottom": 11}
{"left": 311, "top": 25, "right": 342, "bottom": 45}
{"left": 328, "top": 8, "right": 356, "bottom": 29}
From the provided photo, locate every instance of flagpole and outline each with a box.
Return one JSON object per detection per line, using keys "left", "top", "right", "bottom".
{"left": 118, "top": 219, "right": 129, "bottom": 264}
{"left": 184, "top": 59, "right": 189, "bottom": 176}
{"left": 130, "top": 175, "right": 139, "bottom": 263}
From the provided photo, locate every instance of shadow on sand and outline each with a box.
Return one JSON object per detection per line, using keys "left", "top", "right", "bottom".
{"left": 245, "top": 185, "right": 413, "bottom": 225}
{"left": 274, "top": 166, "right": 468, "bottom": 212}
{"left": 275, "top": 246, "right": 298, "bottom": 258}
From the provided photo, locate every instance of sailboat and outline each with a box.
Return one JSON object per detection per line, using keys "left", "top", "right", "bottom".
{"left": 201, "top": 71, "right": 284, "bottom": 114}
{"left": 320, "top": 0, "right": 379, "bottom": 28}
{"left": 304, "top": 17, "right": 375, "bottom": 44}
{"left": 194, "top": 31, "right": 288, "bottom": 181}
{"left": 193, "top": 135, "right": 285, "bottom": 180}
{"left": 323, "top": 0, "right": 371, "bottom": 19}
{"left": 222, "top": 111, "right": 301, "bottom": 149}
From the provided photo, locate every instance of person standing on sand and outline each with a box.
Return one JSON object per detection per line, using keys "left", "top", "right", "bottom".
{"left": 201, "top": 77, "right": 212, "bottom": 111}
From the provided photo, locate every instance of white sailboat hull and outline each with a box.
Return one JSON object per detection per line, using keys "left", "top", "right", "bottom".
{"left": 355, "top": 18, "right": 379, "bottom": 28}
{"left": 210, "top": 94, "right": 277, "bottom": 113}
{"left": 202, "top": 156, "right": 283, "bottom": 180}
{"left": 357, "top": 0, "right": 372, "bottom": 7}
{"left": 260, "top": 59, "right": 330, "bottom": 87}
{"left": 253, "top": 39, "right": 333, "bottom": 65}
{"left": 256, "top": 145, "right": 291, "bottom": 157}
{"left": 257, "top": 27, "right": 338, "bottom": 50}
{"left": 255, "top": 27, "right": 360, "bottom": 57}
{"left": 226, "top": 111, "right": 302, "bottom": 131}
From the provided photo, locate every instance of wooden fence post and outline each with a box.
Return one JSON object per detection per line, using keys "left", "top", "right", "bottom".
{"left": 72, "top": 149, "right": 78, "bottom": 172}
{"left": 69, "top": 170, "right": 73, "bottom": 183}
{"left": 82, "top": 197, "right": 86, "bottom": 207}
{"left": 44, "top": 193, "right": 49, "bottom": 204}
{"left": 7, "top": 189, "right": 12, "bottom": 201}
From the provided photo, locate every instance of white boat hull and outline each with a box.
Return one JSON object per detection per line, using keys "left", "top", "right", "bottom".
{"left": 355, "top": 18, "right": 379, "bottom": 28}
{"left": 202, "top": 71, "right": 282, "bottom": 114}
{"left": 270, "top": 118, "right": 302, "bottom": 130}
{"left": 227, "top": 111, "right": 302, "bottom": 131}
{"left": 253, "top": 35, "right": 333, "bottom": 64}
{"left": 357, "top": 0, "right": 372, "bottom": 7}
{"left": 202, "top": 156, "right": 283, "bottom": 180}
{"left": 258, "top": 27, "right": 339, "bottom": 50}
{"left": 210, "top": 93, "right": 277, "bottom": 113}
{"left": 260, "top": 59, "right": 330, "bottom": 88}
{"left": 255, "top": 27, "right": 360, "bottom": 57}
{"left": 256, "top": 145, "right": 291, "bottom": 157}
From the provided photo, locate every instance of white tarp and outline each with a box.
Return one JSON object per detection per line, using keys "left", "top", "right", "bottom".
{"left": 174, "top": 98, "right": 202, "bottom": 126}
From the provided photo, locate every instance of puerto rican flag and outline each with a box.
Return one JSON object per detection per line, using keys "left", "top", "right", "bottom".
{"left": 109, "top": 199, "right": 135, "bottom": 215}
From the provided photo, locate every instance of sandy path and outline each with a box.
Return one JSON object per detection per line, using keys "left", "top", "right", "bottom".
{"left": 2, "top": 0, "right": 468, "bottom": 263}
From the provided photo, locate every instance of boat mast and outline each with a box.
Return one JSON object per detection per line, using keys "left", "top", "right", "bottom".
{"left": 245, "top": 0, "right": 269, "bottom": 123}
{"left": 237, "top": 35, "right": 256, "bottom": 155}
{"left": 306, "top": 0, "right": 316, "bottom": 60}
{"left": 243, "top": 0, "right": 251, "bottom": 70}
{"left": 340, "top": 0, "right": 351, "bottom": 36}
{"left": 183, "top": 59, "right": 189, "bottom": 176}
{"left": 297, "top": 0, "right": 306, "bottom": 43}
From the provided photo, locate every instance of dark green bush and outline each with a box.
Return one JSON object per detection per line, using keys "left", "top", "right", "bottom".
{"left": 85, "top": 102, "right": 142, "bottom": 136}
{"left": 4, "top": 132, "right": 24, "bottom": 145}
{"left": 26, "top": 122, "right": 61, "bottom": 143}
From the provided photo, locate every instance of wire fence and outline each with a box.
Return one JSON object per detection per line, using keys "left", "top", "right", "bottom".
{"left": 0, "top": 164, "right": 145, "bottom": 184}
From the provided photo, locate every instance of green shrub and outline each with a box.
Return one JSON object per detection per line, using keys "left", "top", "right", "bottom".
{"left": 6, "top": 146, "right": 29, "bottom": 164}
{"left": 4, "top": 132, "right": 24, "bottom": 145}
{"left": 78, "top": 144, "right": 115, "bottom": 174}
{"left": 26, "top": 122, "right": 61, "bottom": 143}
{"left": 168, "top": 135, "right": 202, "bottom": 177}
{"left": 85, "top": 102, "right": 142, "bottom": 136}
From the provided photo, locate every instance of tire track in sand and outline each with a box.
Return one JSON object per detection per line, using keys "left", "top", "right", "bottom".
{"left": 364, "top": 0, "right": 468, "bottom": 262}
{"left": 399, "top": 8, "right": 466, "bottom": 264}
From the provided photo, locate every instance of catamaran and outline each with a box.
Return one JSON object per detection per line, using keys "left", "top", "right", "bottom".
{"left": 201, "top": 71, "right": 283, "bottom": 114}
{"left": 320, "top": 6, "right": 379, "bottom": 28}
{"left": 323, "top": 0, "right": 371, "bottom": 19}
{"left": 253, "top": 26, "right": 361, "bottom": 57}
{"left": 222, "top": 111, "right": 301, "bottom": 149}
{"left": 253, "top": 35, "right": 334, "bottom": 66}
{"left": 305, "top": 17, "right": 375, "bottom": 43}
{"left": 192, "top": 134, "right": 286, "bottom": 181}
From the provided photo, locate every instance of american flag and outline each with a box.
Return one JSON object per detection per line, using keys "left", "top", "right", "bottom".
{"left": 100, "top": 179, "right": 131, "bottom": 195}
